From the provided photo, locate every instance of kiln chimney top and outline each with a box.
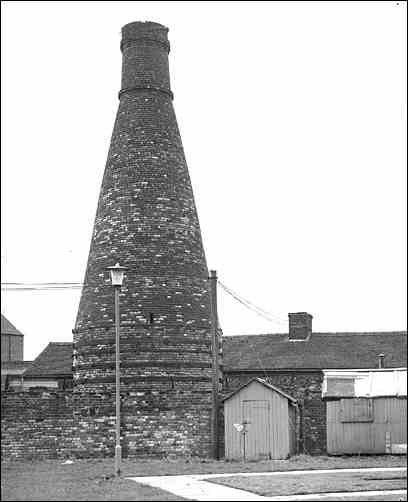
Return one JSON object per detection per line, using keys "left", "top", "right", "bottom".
{"left": 121, "top": 21, "right": 170, "bottom": 52}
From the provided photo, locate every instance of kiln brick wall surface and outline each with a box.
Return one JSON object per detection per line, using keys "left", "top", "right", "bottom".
{"left": 72, "top": 21, "right": 215, "bottom": 457}
{"left": 225, "top": 372, "right": 326, "bottom": 454}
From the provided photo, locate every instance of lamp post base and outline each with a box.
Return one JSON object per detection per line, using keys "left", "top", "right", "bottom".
{"left": 115, "top": 445, "right": 122, "bottom": 476}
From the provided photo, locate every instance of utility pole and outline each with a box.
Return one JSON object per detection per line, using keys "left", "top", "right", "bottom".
{"left": 209, "top": 269, "right": 220, "bottom": 460}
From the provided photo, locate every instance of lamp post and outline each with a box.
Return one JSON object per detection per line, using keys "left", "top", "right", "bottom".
{"left": 107, "top": 262, "right": 127, "bottom": 477}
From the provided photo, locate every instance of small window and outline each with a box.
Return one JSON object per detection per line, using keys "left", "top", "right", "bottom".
{"left": 340, "top": 398, "right": 373, "bottom": 422}
{"left": 325, "top": 377, "right": 355, "bottom": 397}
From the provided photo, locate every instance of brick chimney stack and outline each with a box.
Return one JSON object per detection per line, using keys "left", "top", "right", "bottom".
{"left": 288, "top": 312, "right": 313, "bottom": 341}
{"left": 120, "top": 22, "right": 172, "bottom": 99}
{"left": 73, "top": 22, "right": 214, "bottom": 457}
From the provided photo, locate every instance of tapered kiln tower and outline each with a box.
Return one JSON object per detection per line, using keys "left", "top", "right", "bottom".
{"left": 73, "top": 22, "right": 214, "bottom": 457}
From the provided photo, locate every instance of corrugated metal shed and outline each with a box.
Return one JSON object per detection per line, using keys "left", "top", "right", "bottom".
{"left": 223, "top": 378, "right": 297, "bottom": 461}
{"left": 323, "top": 369, "right": 407, "bottom": 455}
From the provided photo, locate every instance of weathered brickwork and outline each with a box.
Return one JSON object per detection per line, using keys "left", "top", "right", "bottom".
{"left": 72, "top": 21, "right": 215, "bottom": 457}
{"left": 2, "top": 390, "right": 75, "bottom": 460}
{"left": 224, "top": 372, "right": 326, "bottom": 454}
{"left": 1, "top": 386, "right": 212, "bottom": 460}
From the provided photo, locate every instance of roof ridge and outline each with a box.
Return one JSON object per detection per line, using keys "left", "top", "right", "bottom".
{"left": 224, "top": 331, "right": 407, "bottom": 339}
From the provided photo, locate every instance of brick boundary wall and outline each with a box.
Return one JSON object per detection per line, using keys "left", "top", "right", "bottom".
{"left": 2, "top": 375, "right": 323, "bottom": 459}
{"left": 1, "top": 386, "right": 213, "bottom": 460}
{"left": 224, "top": 371, "right": 326, "bottom": 455}
{"left": 1, "top": 390, "right": 76, "bottom": 460}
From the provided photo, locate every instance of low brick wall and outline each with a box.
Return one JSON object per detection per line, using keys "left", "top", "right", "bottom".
{"left": 1, "top": 389, "right": 76, "bottom": 460}
{"left": 1, "top": 385, "right": 212, "bottom": 460}
{"left": 224, "top": 371, "right": 326, "bottom": 454}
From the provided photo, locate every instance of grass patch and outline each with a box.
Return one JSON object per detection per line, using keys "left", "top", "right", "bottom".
{"left": 0, "top": 460, "right": 185, "bottom": 501}
{"left": 1, "top": 455, "right": 406, "bottom": 501}
{"left": 206, "top": 470, "right": 407, "bottom": 497}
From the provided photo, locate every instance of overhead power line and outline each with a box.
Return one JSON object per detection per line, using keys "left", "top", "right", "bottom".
{"left": 217, "top": 280, "right": 288, "bottom": 326}
{"left": 2, "top": 282, "right": 83, "bottom": 286}
{"left": 219, "top": 282, "right": 287, "bottom": 323}
{"left": 1, "top": 282, "right": 83, "bottom": 291}
{"left": 2, "top": 279, "right": 288, "bottom": 329}
{"left": 1, "top": 286, "right": 83, "bottom": 291}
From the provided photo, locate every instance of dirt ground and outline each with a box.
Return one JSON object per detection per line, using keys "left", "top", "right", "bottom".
{"left": 1, "top": 455, "right": 406, "bottom": 501}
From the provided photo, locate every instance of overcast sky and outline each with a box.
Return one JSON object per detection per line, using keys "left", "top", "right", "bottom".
{"left": 2, "top": 1, "right": 407, "bottom": 361}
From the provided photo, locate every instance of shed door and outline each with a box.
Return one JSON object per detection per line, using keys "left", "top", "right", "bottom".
{"left": 242, "top": 400, "right": 270, "bottom": 460}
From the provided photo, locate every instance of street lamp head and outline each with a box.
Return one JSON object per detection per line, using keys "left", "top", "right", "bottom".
{"left": 107, "top": 263, "right": 127, "bottom": 286}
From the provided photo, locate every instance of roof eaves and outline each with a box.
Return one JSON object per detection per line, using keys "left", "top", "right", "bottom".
{"left": 257, "top": 378, "right": 298, "bottom": 403}
{"left": 222, "top": 377, "right": 297, "bottom": 404}
{"left": 23, "top": 373, "right": 72, "bottom": 379}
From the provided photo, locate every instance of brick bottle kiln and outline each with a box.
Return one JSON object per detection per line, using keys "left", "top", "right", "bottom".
{"left": 73, "top": 22, "right": 215, "bottom": 457}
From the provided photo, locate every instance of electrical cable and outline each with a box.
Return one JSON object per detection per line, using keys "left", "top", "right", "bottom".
{"left": 217, "top": 280, "right": 287, "bottom": 326}
{"left": 219, "top": 281, "right": 286, "bottom": 322}
{"left": 217, "top": 281, "right": 287, "bottom": 323}
{"left": 2, "top": 280, "right": 289, "bottom": 331}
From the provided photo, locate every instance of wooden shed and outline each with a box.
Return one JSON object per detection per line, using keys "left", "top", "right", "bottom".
{"left": 323, "top": 368, "right": 407, "bottom": 455}
{"left": 223, "top": 378, "right": 297, "bottom": 461}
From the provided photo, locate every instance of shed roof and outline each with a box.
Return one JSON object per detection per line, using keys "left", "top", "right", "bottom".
{"left": 322, "top": 368, "right": 407, "bottom": 398}
{"left": 223, "top": 377, "right": 297, "bottom": 404}
{"left": 223, "top": 331, "right": 407, "bottom": 371}
{"left": 23, "top": 342, "right": 72, "bottom": 378}
{"left": 1, "top": 314, "right": 24, "bottom": 336}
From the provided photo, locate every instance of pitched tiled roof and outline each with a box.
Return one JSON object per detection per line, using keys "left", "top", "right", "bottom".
{"left": 24, "top": 342, "right": 72, "bottom": 378}
{"left": 1, "top": 314, "right": 24, "bottom": 336}
{"left": 223, "top": 332, "right": 407, "bottom": 371}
